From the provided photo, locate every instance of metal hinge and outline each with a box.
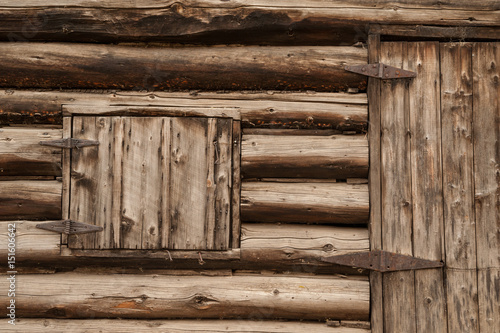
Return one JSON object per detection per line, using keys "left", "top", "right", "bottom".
{"left": 39, "top": 138, "right": 99, "bottom": 149}
{"left": 345, "top": 63, "right": 417, "bottom": 79}
{"left": 36, "top": 220, "right": 103, "bottom": 235}
{"left": 322, "top": 250, "right": 443, "bottom": 272}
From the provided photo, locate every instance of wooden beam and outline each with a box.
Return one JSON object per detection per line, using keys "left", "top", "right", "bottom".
{"left": 241, "top": 134, "right": 368, "bottom": 179}
{"left": 11, "top": 319, "right": 371, "bottom": 333}
{"left": 0, "top": 43, "right": 367, "bottom": 92}
{"left": 0, "top": 90, "right": 367, "bottom": 131}
{"left": 0, "top": 272, "right": 369, "bottom": 320}
{"left": 0, "top": 1, "right": 498, "bottom": 45}
{"left": 0, "top": 126, "right": 62, "bottom": 176}
{"left": 372, "top": 25, "right": 500, "bottom": 41}
{"left": 241, "top": 182, "right": 369, "bottom": 224}
{"left": 0, "top": 181, "right": 61, "bottom": 220}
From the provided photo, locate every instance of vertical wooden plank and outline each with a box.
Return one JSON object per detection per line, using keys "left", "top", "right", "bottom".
{"left": 61, "top": 117, "right": 72, "bottom": 246}
{"left": 441, "top": 42, "right": 479, "bottom": 332}
{"left": 213, "top": 118, "right": 232, "bottom": 250}
{"left": 367, "top": 33, "right": 383, "bottom": 333}
{"left": 231, "top": 120, "right": 241, "bottom": 249}
{"left": 70, "top": 116, "right": 113, "bottom": 250}
{"left": 473, "top": 42, "right": 500, "bottom": 333}
{"left": 408, "top": 41, "right": 447, "bottom": 333}
{"left": 170, "top": 117, "right": 210, "bottom": 250}
{"left": 120, "top": 117, "right": 163, "bottom": 249}
{"left": 380, "top": 41, "right": 416, "bottom": 333}
{"left": 110, "top": 117, "right": 124, "bottom": 249}
{"left": 204, "top": 119, "right": 218, "bottom": 250}
{"left": 160, "top": 118, "right": 172, "bottom": 249}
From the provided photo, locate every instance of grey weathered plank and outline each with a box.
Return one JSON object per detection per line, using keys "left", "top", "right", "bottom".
{"left": 379, "top": 41, "right": 415, "bottom": 333}
{"left": 441, "top": 42, "right": 479, "bottom": 332}
{"left": 472, "top": 42, "right": 500, "bottom": 333}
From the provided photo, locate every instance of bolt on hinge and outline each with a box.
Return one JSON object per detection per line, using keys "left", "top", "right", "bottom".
{"left": 345, "top": 63, "right": 417, "bottom": 79}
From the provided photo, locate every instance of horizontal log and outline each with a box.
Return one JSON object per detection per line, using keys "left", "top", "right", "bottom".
{"left": 0, "top": 1, "right": 498, "bottom": 45}
{"left": 10, "top": 319, "right": 371, "bottom": 333}
{"left": 242, "top": 134, "right": 368, "bottom": 179}
{"left": 0, "top": 43, "right": 366, "bottom": 92}
{"left": 0, "top": 181, "right": 61, "bottom": 220}
{"left": 0, "top": 90, "right": 368, "bottom": 131}
{"left": 241, "top": 182, "right": 369, "bottom": 224}
{"left": 0, "top": 127, "right": 62, "bottom": 176}
{"left": 1, "top": 272, "right": 369, "bottom": 320}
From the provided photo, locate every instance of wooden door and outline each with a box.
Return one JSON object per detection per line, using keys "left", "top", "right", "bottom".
{"left": 68, "top": 116, "right": 235, "bottom": 251}
{"left": 369, "top": 41, "right": 499, "bottom": 333}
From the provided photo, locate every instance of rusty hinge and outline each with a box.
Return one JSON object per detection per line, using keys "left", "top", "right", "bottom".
{"left": 345, "top": 63, "right": 416, "bottom": 79}
{"left": 322, "top": 250, "right": 443, "bottom": 272}
{"left": 39, "top": 137, "right": 99, "bottom": 149}
{"left": 36, "top": 220, "right": 103, "bottom": 235}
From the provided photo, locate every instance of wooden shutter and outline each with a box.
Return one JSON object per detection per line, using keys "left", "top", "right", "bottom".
{"left": 68, "top": 116, "right": 234, "bottom": 251}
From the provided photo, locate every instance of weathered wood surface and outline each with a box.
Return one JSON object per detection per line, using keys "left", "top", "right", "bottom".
{"left": 0, "top": 181, "right": 61, "bottom": 220}
{"left": 0, "top": 90, "right": 367, "bottom": 131}
{"left": 473, "top": 42, "right": 500, "bottom": 333}
{"left": 0, "top": 43, "right": 367, "bottom": 92}
{"left": 0, "top": 221, "right": 369, "bottom": 274}
{"left": 0, "top": 1, "right": 499, "bottom": 45}
{"left": 4, "top": 319, "right": 371, "bottom": 333}
{"left": 441, "top": 42, "right": 479, "bottom": 332}
{"left": 241, "top": 134, "right": 368, "bottom": 179}
{"left": 0, "top": 126, "right": 62, "bottom": 176}
{"left": 0, "top": 273, "right": 369, "bottom": 320}
{"left": 241, "top": 182, "right": 369, "bottom": 224}
{"left": 231, "top": 121, "right": 242, "bottom": 248}
{"left": 379, "top": 42, "right": 415, "bottom": 333}
{"left": 371, "top": 25, "right": 500, "bottom": 41}
{"left": 69, "top": 116, "right": 234, "bottom": 251}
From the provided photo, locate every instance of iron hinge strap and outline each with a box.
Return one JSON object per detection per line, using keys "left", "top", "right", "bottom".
{"left": 322, "top": 250, "right": 444, "bottom": 272}
{"left": 345, "top": 63, "right": 417, "bottom": 79}
{"left": 36, "top": 220, "right": 103, "bottom": 235}
{"left": 39, "top": 137, "right": 99, "bottom": 149}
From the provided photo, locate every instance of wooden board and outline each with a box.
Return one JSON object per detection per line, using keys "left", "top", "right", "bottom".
{"left": 0, "top": 273, "right": 370, "bottom": 320}
{"left": 441, "top": 42, "right": 479, "bottom": 332}
{"left": 241, "top": 182, "right": 369, "bottom": 225}
{"left": 472, "top": 42, "right": 500, "bottom": 333}
{"left": 0, "top": 43, "right": 367, "bottom": 92}
{"left": 0, "top": 126, "right": 62, "bottom": 176}
{"left": 241, "top": 134, "right": 368, "bottom": 179}
{"left": 69, "top": 116, "right": 235, "bottom": 251}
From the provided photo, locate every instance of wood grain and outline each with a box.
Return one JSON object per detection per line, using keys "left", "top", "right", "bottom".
{"left": 0, "top": 126, "right": 62, "bottom": 176}
{"left": 241, "top": 182, "right": 369, "bottom": 225}
{"left": 0, "top": 273, "right": 369, "bottom": 320}
{"left": 241, "top": 134, "right": 368, "bottom": 179}
{"left": 0, "top": 43, "right": 367, "bottom": 92}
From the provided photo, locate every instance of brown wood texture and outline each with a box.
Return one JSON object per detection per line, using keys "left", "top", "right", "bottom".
{"left": 0, "top": 43, "right": 367, "bottom": 92}
{"left": 0, "top": 90, "right": 368, "bottom": 131}
{"left": 231, "top": 121, "right": 242, "bottom": 249}
{"left": 241, "top": 182, "right": 369, "bottom": 225}
{"left": 69, "top": 116, "right": 235, "bottom": 251}
{"left": 0, "top": 273, "right": 370, "bottom": 320}
{"left": 241, "top": 134, "right": 368, "bottom": 179}
{"left": 441, "top": 42, "right": 479, "bottom": 332}
{"left": 9, "top": 319, "right": 371, "bottom": 333}
{"left": 472, "top": 42, "right": 500, "bottom": 333}
{"left": 0, "top": 180, "right": 61, "bottom": 220}
{"left": 0, "top": 1, "right": 499, "bottom": 45}
{"left": 0, "top": 126, "right": 62, "bottom": 176}
{"left": 0, "top": 221, "right": 369, "bottom": 274}
{"left": 372, "top": 25, "right": 500, "bottom": 41}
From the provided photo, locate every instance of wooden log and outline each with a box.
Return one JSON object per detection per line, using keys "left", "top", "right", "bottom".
{"left": 0, "top": 43, "right": 367, "bottom": 92}
{"left": 0, "top": 126, "right": 62, "bottom": 176}
{"left": 241, "top": 182, "right": 368, "bottom": 224}
{"left": 241, "top": 134, "right": 368, "bottom": 179}
{"left": 0, "top": 90, "right": 367, "bottom": 131}
{"left": 0, "top": 221, "right": 369, "bottom": 274}
{"left": 0, "top": 272, "right": 369, "bottom": 320}
{"left": 10, "top": 319, "right": 371, "bottom": 332}
{"left": 0, "top": 1, "right": 498, "bottom": 45}
{"left": 0, "top": 181, "right": 61, "bottom": 220}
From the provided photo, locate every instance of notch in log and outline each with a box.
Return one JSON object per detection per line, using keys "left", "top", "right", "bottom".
{"left": 322, "top": 250, "right": 443, "bottom": 272}
{"left": 39, "top": 138, "right": 99, "bottom": 149}
{"left": 36, "top": 220, "right": 103, "bottom": 235}
{"left": 345, "top": 63, "right": 416, "bottom": 79}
